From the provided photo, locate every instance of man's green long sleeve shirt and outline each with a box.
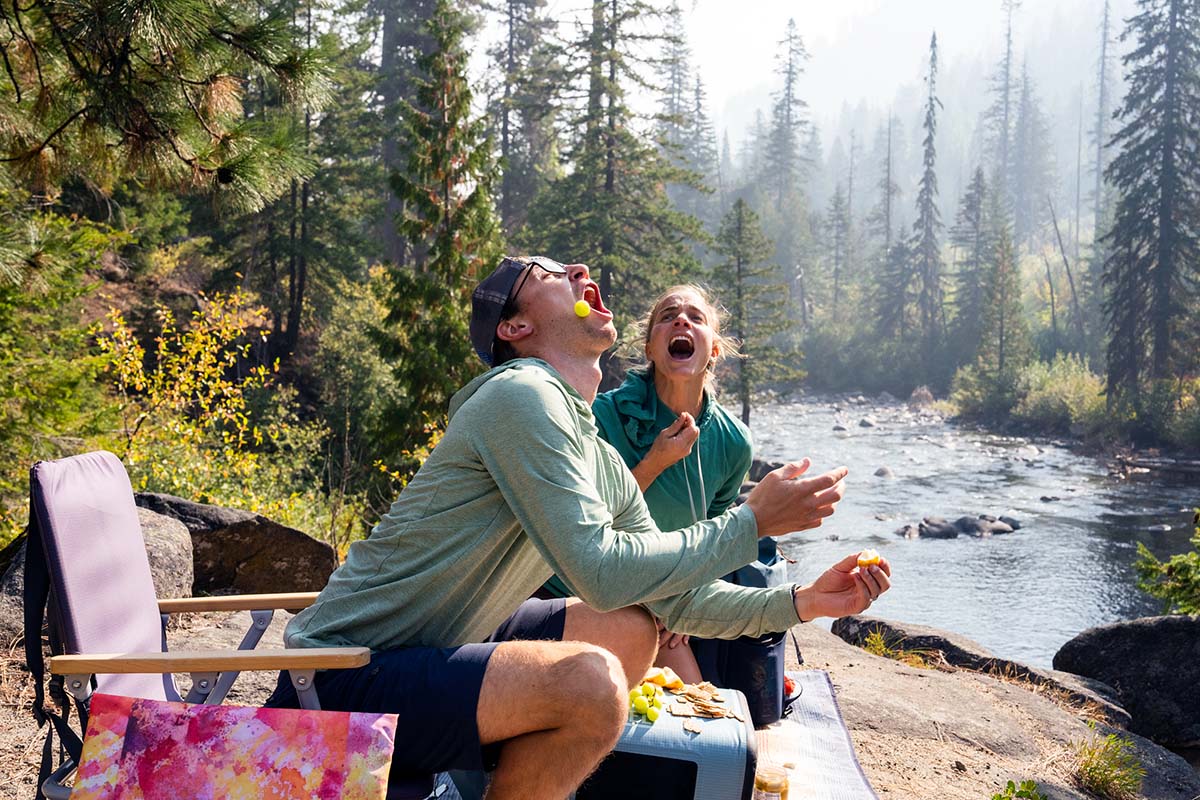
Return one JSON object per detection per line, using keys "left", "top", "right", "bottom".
{"left": 285, "top": 359, "right": 799, "bottom": 652}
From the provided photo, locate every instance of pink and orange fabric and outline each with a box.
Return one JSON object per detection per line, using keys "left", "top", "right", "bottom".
{"left": 72, "top": 693, "right": 397, "bottom": 799}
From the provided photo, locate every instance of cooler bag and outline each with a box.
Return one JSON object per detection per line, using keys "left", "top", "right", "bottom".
{"left": 575, "top": 688, "right": 756, "bottom": 800}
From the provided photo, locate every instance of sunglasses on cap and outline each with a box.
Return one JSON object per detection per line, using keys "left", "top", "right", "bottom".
{"left": 505, "top": 255, "right": 567, "bottom": 313}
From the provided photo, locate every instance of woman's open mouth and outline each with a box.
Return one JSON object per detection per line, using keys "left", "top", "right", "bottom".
{"left": 668, "top": 335, "right": 695, "bottom": 360}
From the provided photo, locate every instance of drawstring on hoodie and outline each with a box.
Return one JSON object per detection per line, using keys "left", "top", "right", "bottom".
{"left": 682, "top": 436, "right": 706, "bottom": 525}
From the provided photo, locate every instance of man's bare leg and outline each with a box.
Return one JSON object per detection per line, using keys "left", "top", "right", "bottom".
{"left": 477, "top": 641, "right": 629, "bottom": 800}
{"left": 561, "top": 599, "right": 658, "bottom": 689}
{"left": 476, "top": 604, "right": 657, "bottom": 799}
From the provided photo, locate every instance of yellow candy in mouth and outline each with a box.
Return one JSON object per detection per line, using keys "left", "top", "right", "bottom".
{"left": 574, "top": 299, "right": 592, "bottom": 317}
{"left": 857, "top": 548, "right": 881, "bottom": 568}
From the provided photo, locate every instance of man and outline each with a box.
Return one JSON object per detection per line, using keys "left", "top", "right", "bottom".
{"left": 273, "top": 255, "right": 892, "bottom": 799}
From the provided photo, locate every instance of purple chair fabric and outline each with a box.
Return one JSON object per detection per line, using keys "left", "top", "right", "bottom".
{"left": 31, "top": 451, "right": 177, "bottom": 701}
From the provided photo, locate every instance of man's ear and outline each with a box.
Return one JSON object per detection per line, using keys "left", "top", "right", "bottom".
{"left": 496, "top": 316, "right": 533, "bottom": 344}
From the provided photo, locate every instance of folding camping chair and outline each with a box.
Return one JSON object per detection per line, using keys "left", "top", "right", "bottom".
{"left": 25, "top": 450, "right": 437, "bottom": 799}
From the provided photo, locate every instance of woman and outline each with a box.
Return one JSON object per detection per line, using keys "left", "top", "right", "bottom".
{"left": 594, "top": 284, "right": 756, "bottom": 683}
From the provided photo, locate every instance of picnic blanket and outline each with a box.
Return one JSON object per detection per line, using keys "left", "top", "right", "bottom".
{"left": 756, "top": 670, "right": 880, "bottom": 800}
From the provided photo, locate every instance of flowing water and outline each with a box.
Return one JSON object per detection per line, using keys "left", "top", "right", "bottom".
{"left": 753, "top": 395, "right": 1198, "bottom": 670}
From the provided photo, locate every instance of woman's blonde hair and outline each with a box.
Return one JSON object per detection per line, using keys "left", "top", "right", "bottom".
{"left": 627, "top": 284, "right": 741, "bottom": 392}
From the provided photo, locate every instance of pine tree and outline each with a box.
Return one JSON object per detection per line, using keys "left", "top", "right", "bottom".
{"left": 378, "top": 0, "right": 437, "bottom": 266}
{"left": 1011, "top": 62, "right": 1054, "bottom": 248}
{"left": 866, "top": 117, "right": 902, "bottom": 265}
{"left": 0, "top": 0, "right": 324, "bottom": 216}
{"left": 983, "top": 0, "right": 1020, "bottom": 209}
{"left": 1102, "top": 0, "right": 1200, "bottom": 400}
{"left": 711, "top": 199, "right": 790, "bottom": 424}
{"left": 826, "top": 183, "right": 850, "bottom": 316}
{"left": 977, "top": 225, "right": 1031, "bottom": 387}
{"left": 378, "top": 0, "right": 502, "bottom": 461}
{"left": 488, "top": 0, "right": 562, "bottom": 235}
{"left": 523, "top": 0, "right": 703, "bottom": 349}
{"left": 874, "top": 223, "right": 917, "bottom": 342}
{"left": 949, "top": 168, "right": 995, "bottom": 365}
{"left": 913, "top": 32, "right": 947, "bottom": 369}
{"left": 1092, "top": 0, "right": 1116, "bottom": 238}
{"left": 765, "top": 19, "right": 810, "bottom": 211}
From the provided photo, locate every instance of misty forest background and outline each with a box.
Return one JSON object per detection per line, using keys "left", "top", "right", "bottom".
{"left": 1, "top": 0, "right": 1198, "bottom": 550}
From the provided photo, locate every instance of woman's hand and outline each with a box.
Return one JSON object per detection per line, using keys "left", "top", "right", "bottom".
{"left": 656, "top": 617, "right": 690, "bottom": 649}
{"left": 630, "top": 413, "right": 700, "bottom": 491}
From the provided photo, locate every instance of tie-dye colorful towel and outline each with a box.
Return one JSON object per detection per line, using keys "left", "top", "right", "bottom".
{"left": 72, "top": 693, "right": 397, "bottom": 799}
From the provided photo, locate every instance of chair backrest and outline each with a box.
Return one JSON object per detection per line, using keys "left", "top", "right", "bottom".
{"left": 30, "top": 451, "right": 176, "bottom": 700}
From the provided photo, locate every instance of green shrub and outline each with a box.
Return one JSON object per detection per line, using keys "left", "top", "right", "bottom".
{"left": 991, "top": 779, "right": 1047, "bottom": 800}
{"left": 1011, "top": 354, "right": 1106, "bottom": 434}
{"left": 949, "top": 362, "right": 1021, "bottom": 420}
{"left": 1073, "top": 721, "right": 1146, "bottom": 800}
{"left": 1135, "top": 510, "right": 1200, "bottom": 614}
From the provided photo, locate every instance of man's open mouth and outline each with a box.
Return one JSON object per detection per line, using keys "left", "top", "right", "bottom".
{"left": 668, "top": 335, "right": 695, "bottom": 360}
{"left": 582, "top": 284, "right": 610, "bottom": 316}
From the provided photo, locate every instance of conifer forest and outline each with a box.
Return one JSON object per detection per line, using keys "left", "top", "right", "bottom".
{"left": 1, "top": 0, "right": 1198, "bottom": 548}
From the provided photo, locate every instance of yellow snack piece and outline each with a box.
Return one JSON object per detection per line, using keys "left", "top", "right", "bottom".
{"left": 857, "top": 548, "right": 881, "bottom": 568}
{"left": 644, "top": 667, "right": 667, "bottom": 685}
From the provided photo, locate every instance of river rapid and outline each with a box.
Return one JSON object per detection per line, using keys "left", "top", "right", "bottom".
{"left": 752, "top": 394, "right": 1198, "bottom": 670}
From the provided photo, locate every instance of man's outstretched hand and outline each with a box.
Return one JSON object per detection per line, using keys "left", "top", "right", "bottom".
{"left": 792, "top": 552, "right": 892, "bottom": 622}
{"left": 744, "top": 458, "right": 848, "bottom": 539}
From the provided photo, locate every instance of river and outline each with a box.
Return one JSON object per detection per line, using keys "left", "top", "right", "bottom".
{"left": 753, "top": 394, "right": 1198, "bottom": 670}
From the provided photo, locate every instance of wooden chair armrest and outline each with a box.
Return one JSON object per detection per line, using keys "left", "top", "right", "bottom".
{"left": 49, "top": 646, "right": 369, "bottom": 675}
{"left": 156, "top": 592, "right": 320, "bottom": 614}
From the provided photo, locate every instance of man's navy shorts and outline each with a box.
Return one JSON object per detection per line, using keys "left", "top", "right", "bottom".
{"left": 265, "top": 597, "right": 568, "bottom": 776}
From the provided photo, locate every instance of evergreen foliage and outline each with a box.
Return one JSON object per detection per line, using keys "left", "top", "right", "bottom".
{"left": 912, "top": 32, "right": 947, "bottom": 376}
{"left": 522, "top": 0, "right": 703, "bottom": 351}
{"left": 711, "top": 199, "right": 793, "bottom": 424}
{"left": 379, "top": 0, "right": 502, "bottom": 465}
{"left": 765, "top": 19, "right": 809, "bottom": 212}
{"left": 1102, "top": 0, "right": 1200, "bottom": 403}
{"left": 1011, "top": 63, "right": 1054, "bottom": 248}
{"left": 0, "top": 0, "right": 326, "bottom": 214}
{"left": 949, "top": 168, "right": 995, "bottom": 366}
{"left": 976, "top": 226, "right": 1031, "bottom": 402}
{"left": 487, "top": 0, "right": 561, "bottom": 235}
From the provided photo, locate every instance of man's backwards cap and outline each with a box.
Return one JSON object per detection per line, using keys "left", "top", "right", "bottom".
{"left": 470, "top": 256, "right": 529, "bottom": 367}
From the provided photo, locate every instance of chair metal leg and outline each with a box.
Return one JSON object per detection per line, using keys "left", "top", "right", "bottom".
{"left": 289, "top": 669, "right": 321, "bottom": 710}
{"left": 184, "top": 672, "right": 219, "bottom": 704}
{"left": 205, "top": 609, "right": 275, "bottom": 704}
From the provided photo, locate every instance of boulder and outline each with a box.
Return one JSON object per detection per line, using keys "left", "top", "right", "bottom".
{"left": 136, "top": 493, "right": 337, "bottom": 594}
{"left": 748, "top": 459, "right": 784, "bottom": 483}
{"left": 918, "top": 516, "right": 960, "bottom": 538}
{"left": 952, "top": 515, "right": 1015, "bottom": 537}
{"left": 999, "top": 515, "right": 1023, "bottom": 531}
{"left": 832, "top": 424, "right": 848, "bottom": 432}
{"left": 832, "top": 616, "right": 1130, "bottom": 728}
{"left": 1054, "top": 615, "right": 1200, "bottom": 748}
{"left": 908, "top": 385, "right": 935, "bottom": 408}
{"left": 858, "top": 416, "right": 877, "bottom": 428}
{"left": 895, "top": 523, "right": 920, "bottom": 539}
{"left": 878, "top": 391, "right": 896, "bottom": 403}
{"left": 873, "top": 466, "right": 895, "bottom": 478}
{"left": 0, "top": 508, "right": 191, "bottom": 649}
{"left": 136, "top": 508, "right": 193, "bottom": 600}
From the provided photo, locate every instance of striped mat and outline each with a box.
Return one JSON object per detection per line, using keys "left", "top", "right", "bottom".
{"left": 756, "top": 670, "right": 880, "bottom": 800}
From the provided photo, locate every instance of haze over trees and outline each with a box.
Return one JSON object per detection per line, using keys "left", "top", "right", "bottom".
{"left": 1, "top": 0, "right": 1197, "bottom": 547}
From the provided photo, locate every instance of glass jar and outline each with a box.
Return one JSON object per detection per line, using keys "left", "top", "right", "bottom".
{"left": 753, "top": 763, "right": 789, "bottom": 800}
